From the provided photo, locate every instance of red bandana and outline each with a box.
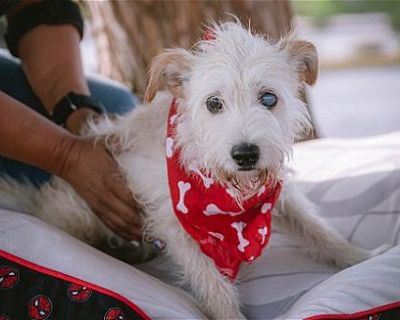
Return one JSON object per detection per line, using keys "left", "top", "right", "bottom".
{"left": 166, "top": 99, "right": 282, "bottom": 279}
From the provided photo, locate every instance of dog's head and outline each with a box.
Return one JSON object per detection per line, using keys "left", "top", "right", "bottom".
{"left": 145, "top": 22, "right": 318, "bottom": 196}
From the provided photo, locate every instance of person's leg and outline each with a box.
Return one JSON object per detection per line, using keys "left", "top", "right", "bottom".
{"left": 87, "top": 73, "right": 138, "bottom": 115}
{"left": 0, "top": 50, "right": 137, "bottom": 185}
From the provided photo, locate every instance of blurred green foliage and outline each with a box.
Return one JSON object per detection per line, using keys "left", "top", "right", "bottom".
{"left": 293, "top": 0, "right": 400, "bottom": 30}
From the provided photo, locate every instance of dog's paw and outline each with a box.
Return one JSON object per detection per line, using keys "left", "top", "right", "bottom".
{"left": 212, "top": 310, "right": 246, "bottom": 320}
{"left": 325, "top": 243, "right": 392, "bottom": 269}
{"left": 206, "top": 305, "right": 246, "bottom": 320}
{"left": 368, "top": 243, "right": 392, "bottom": 258}
{"left": 327, "top": 250, "right": 369, "bottom": 269}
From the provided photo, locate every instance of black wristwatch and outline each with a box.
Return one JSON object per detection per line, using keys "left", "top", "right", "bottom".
{"left": 52, "top": 92, "right": 105, "bottom": 126}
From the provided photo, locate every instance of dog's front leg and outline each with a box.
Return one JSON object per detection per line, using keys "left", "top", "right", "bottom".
{"left": 165, "top": 229, "right": 245, "bottom": 320}
{"left": 273, "top": 183, "right": 389, "bottom": 268}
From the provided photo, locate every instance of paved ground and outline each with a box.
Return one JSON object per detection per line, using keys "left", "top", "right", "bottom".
{"left": 310, "top": 65, "right": 400, "bottom": 138}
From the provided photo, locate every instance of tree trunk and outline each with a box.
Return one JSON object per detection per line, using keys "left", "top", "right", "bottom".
{"left": 84, "top": 0, "right": 317, "bottom": 139}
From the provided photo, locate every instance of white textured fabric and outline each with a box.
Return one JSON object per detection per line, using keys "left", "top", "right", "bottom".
{"left": 1, "top": 132, "right": 399, "bottom": 319}
{"left": 238, "top": 132, "right": 400, "bottom": 319}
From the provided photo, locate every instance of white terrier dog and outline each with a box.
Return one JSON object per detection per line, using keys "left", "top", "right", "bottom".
{"left": 0, "top": 22, "right": 389, "bottom": 319}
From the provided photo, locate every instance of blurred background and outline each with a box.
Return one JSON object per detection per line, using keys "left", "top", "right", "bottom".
{"left": 1, "top": 0, "right": 399, "bottom": 139}
{"left": 294, "top": 1, "right": 400, "bottom": 138}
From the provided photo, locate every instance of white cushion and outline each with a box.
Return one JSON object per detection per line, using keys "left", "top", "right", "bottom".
{"left": 238, "top": 132, "right": 400, "bottom": 319}
{"left": 0, "top": 209, "right": 203, "bottom": 319}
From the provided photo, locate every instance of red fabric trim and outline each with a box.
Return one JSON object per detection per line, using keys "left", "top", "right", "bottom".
{"left": 305, "top": 300, "right": 400, "bottom": 320}
{"left": 0, "top": 249, "right": 151, "bottom": 320}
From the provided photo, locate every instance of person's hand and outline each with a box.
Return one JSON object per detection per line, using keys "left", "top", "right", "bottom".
{"left": 56, "top": 136, "right": 141, "bottom": 240}
{"left": 65, "top": 108, "right": 99, "bottom": 135}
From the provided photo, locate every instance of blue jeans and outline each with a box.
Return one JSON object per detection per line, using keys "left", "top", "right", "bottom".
{"left": 0, "top": 50, "right": 137, "bottom": 185}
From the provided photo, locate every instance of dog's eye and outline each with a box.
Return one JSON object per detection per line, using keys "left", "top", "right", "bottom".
{"left": 259, "top": 92, "right": 278, "bottom": 109}
{"left": 206, "top": 96, "right": 223, "bottom": 114}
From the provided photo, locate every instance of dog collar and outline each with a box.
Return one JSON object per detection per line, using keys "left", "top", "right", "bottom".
{"left": 166, "top": 99, "right": 282, "bottom": 279}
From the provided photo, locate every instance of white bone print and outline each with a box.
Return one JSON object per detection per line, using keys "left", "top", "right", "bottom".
{"left": 258, "top": 226, "right": 268, "bottom": 244}
{"left": 177, "top": 181, "right": 191, "bottom": 214}
{"left": 225, "top": 187, "right": 237, "bottom": 198}
{"left": 169, "top": 114, "right": 178, "bottom": 125}
{"left": 188, "top": 163, "right": 214, "bottom": 188}
{"left": 231, "top": 221, "right": 249, "bottom": 252}
{"left": 203, "top": 204, "right": 243, "bottom": 217}
{"left": 166, "top": 137, "right": 174, "bottom": 158}
{"left": 257, "top": 185, "right": 266, "bottom": 197}
{"left": 208, "top": 231, "right": 225, "bottom": 241}
{"left": 261, "top": 202, "right": 272, "bottom": 214}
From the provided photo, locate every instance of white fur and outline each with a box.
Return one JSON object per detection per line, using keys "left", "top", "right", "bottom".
{"left": 0, "top": 22, "right": 390, "bottom": 319}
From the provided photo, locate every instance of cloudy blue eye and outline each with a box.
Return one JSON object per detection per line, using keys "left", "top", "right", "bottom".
{"left": 259, "top": 92, "right": 278, "bottom": 109}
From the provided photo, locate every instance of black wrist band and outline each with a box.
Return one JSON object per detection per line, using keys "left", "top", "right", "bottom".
{"left": 5, "top": 0, "right": 84, "bottom": 57}
{"left": 0, "top": 1, "right": 21, "bottom": 16}
{"left": 52, "top": 92, "right": 105, "bottom": 126}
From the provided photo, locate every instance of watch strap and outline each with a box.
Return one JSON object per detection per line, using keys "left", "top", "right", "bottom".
{"left": 52, "top": 92, "right": 104, "bottom": 126}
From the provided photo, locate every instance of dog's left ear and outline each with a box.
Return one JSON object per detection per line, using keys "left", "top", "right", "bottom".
{"left": 145, "top": 48, "right": 193, "bottom": 103}
{"left": 282, "top": 40, "right": 318, "bottom": 86}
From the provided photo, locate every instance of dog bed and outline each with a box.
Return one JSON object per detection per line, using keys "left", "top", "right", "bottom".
{"left": 0, "top": 132, "right": 399, "bottom": 319}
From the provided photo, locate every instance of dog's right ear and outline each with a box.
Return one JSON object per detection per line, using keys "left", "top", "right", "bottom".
{"left": 281, "top": 39, "right": 319, "bottom": 86}
{"left": 144, "top": 49, "right": 193, "bottom": 103}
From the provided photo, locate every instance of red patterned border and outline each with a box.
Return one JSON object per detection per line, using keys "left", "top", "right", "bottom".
{"left": 0, "top": 249, "right": 151, "bottom": 320}
{"left": 305, "top": 300, "right": 400, "bottom": 320}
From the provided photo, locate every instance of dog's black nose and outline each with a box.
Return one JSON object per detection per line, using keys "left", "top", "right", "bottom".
{"left": 231, "top": 143, "right": 260, "bottom": 169}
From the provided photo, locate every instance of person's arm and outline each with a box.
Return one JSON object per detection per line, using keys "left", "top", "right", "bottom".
{"left": 0, "top": 91, "right": 75, "bottom": 176}
{"left": 0, "top": 92, "right": 141, "bottom": 240}
{"left": 3, "top": 1, "right": 142, "bottom": 239}
{"left": 7, "top": 0, "right": 97, "bottom": 134}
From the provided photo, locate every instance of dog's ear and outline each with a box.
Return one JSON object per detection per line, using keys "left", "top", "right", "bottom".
{"left": 283, "top": 40, "right": 318, "bottom": 86}
{"left": 145, "top": 49, "right": 193, "bottom": 103}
